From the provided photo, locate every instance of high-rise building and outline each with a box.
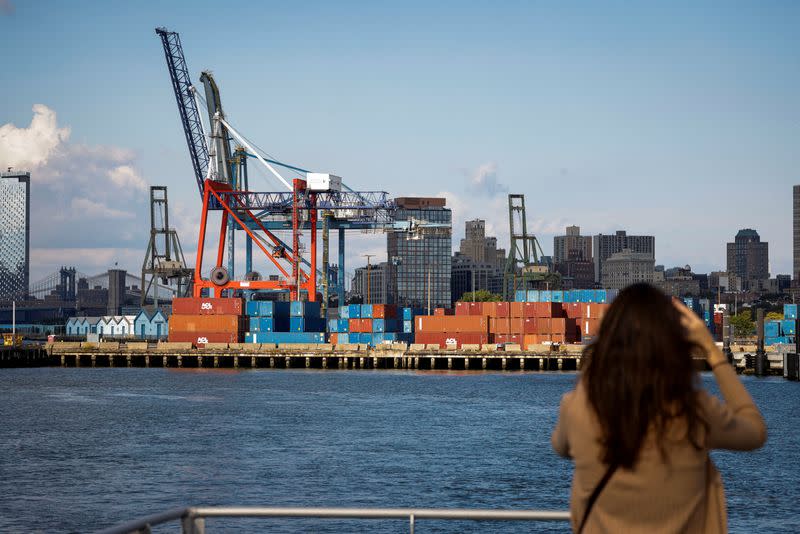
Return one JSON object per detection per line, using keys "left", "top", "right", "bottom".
{"left": 601, "top": 249, "right": 655, "bottom": 289}
{"left": 0, "top": 170, "right": 30, "bottom": 301}
{"left": 554, "top": 225, "right": 592, "bottom": 265}
{"left": 459, "top": 219, "right": 505, "bottom": 269}
{"left": 450, "top": 253, "right": 503, "bottom": 303}
{"left": 107, "top": 269, "right": 127, "bottom": 315}
{"left": 794, "top": 185, "right": 800, "bottom": 282}
{"left": 593, "top": 230, "right": 655, "bottom": 283}
{"left": 726, "top": 229, "right": 769, "bottom": 289}
{"left": 387, "top": 197, "right": 452, "bottom": 310}
{"left": 351, "top": 261, "right": 390, "bottom": 305}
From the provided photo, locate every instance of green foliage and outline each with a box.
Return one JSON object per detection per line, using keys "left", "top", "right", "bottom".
{"left": 459, "top": 290, "right": 502, "bottom": 302}
{"left": 765, "top": 311, "right": 784, "bottom": 321}
{"left": 730, "top": 311, "right": 755, "bottom": 338}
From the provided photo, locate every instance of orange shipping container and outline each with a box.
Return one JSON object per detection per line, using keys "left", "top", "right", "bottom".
{"left": 441, "top": 315, "right": 489, "bottom": 333}
{"left": 454, "top": 302, "right": 470, "bottom": 316}
{"left": 172, "top": 297, "right": 244, "bottom": 316}
{"left": 581, "top": 319, "right": 601, "bottom": 338}
{"left": 329, "top": 333, "right": 338, "bottom": 344}
{"left": 496, "top": 302, "right": 511, "bottom": 318}
{"left": 169, "top": 314, "right": 243, "bottom": 333}
{"left": 416, "top": 315, "right": 445, "bottom": 332}
{"left": 481, "top": 302, "right": 498, "bottom": 317}
{"left": 433, "top": 308, "right": 454, "bottom": 316}
{"left": 510, "top": 302, "right": 525, "bottom": 317}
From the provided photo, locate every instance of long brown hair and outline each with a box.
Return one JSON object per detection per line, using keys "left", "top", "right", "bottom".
{"left": 582, "top": 283, "right": 706, "bottom": 469}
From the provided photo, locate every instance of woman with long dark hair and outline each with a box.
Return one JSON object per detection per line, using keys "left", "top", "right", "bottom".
{"left": 552, "top": 283, "right": 766, "bottom": 533}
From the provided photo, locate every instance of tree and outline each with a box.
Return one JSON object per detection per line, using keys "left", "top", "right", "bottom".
{"left": 459, "top": 289, "right": 502, "bottom": 302}
{"left": 730, "top": 311, "right": 755, "bottom": 338}
{"left": 766, "top": 311, "right": 783, "bottom": 321}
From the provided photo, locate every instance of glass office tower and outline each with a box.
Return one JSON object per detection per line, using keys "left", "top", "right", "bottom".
{"left": 387, "top": 197, "right": 452, "bottom": 310}
{"left": 0, "top": 171, "right": 30, "bottom": 300}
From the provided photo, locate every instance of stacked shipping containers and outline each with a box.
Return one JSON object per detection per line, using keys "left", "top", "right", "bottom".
{"left": 245, "top": 300, "right": 325, "bottom": 344}
{"left": 763, "top": 305, "right": 797, "bottom": 346}
{"left": 329, "top": 304, "right": 415, "bottom": 346}
{"left": 169, "top": 297, "right": 244, "bottom": 346}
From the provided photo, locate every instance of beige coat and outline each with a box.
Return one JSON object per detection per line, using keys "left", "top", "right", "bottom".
{"left": 552, "top": 363, "right": 766, "bottom": 533}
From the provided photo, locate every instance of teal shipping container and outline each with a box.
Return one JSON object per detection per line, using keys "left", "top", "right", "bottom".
{"left": 551, "top": 291, "right": 564, "bottom": 303}
{"left": 515, "top": 290, "right": 527, "bottom": 302}
{"left": 360, "top": 304, "right": 373, "bottom": 319}
{"left": 403, "top": 320, "right": 413, "bottom": 333}
{"left": 246, "top": 301, "right": 290, "bottom": 317}
{"left": 246, "top": 331, "right": 326, "bottom": 344}
{"left": 785, "top": 304, "right": 798, "bottom": 320}
{"left": 527, "top": 290, "right": 540, "bottom": 302}
{"left": 290, "top": 301, "right": 321, "bottom": 318}
{"left": 765, "top": 321, "right": 780, "bottom": 338}
{"left": 781, "top": 320, "right": 796, "bottom": 336}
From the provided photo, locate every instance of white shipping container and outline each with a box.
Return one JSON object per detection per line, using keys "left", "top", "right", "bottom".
{"left": 307, "top": 173, "right": 343, "bottom": 191}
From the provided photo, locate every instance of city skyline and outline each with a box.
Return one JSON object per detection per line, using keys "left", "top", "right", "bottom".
{"left": 1, "top": 1, "right": 798, "bottom": 281}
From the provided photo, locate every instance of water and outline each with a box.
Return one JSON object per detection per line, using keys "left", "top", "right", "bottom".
{"left": 0, "top": 368, "right": 797, "bottom": 533}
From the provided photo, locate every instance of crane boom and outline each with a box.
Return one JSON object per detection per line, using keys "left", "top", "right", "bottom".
{"left": 155, "top": 27, "right": 209, "bottom": 196}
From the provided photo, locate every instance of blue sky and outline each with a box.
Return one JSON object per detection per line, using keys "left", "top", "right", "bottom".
{"left": 1, "top": 1, "right": 798, "bottom": 282}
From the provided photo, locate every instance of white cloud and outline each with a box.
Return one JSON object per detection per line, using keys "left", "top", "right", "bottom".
{"left": 466, "top": 161, "right": 507, "bottom": 196}
{"left": 0, "top": 104, "right": 69, "bottom": 170}
{"left": 71, "top": 197, "right": 135, "bottom": 220}
{"left": 108, "top": 165, "right": 147, "bottom": 192}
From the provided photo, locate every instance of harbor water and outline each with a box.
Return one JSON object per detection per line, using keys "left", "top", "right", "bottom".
{"left": 1, "top": 369, "right": 798, "bottom": 533}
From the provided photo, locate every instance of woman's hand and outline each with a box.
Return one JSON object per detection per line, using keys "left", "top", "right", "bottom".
{"left": 673, "top": 299, "right": 725, "bottom": 366}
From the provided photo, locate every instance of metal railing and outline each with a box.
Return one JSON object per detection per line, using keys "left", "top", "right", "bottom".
{"left": 96, "top": 506, "right": 571, "bottom": 534}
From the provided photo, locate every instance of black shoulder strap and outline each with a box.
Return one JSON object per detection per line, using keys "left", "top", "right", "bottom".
{"left": 577, "top": 464, "right": 618, "bottom": 534}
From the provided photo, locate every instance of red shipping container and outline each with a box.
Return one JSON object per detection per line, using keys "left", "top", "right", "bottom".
{"left": 169, "top": 314, "right": 243, "bottom": 333}
{"left": 495, "top": 302, "right": 510, "bottom": 318}
{"left": 172, "top": 297, "right": 244, "bottom": 316}
{"left": 580, "top": 319, "right": 601, "bottom": 338}
{"left": 433, "top": 308, "right": 454, "bottom": 316}
{"left": 454, "top": 302, "right": 470, "bottom": 316}
{"left": 562, "top": 303, "right": 584, "bottom": 319}
{"left": 530, "top": 302, "right": 562, "bottom": 318}
{"left": 329, "top": 333, "right": 338, "bottom": 344}
{"left": 372, "top": 304, "right": 397, "bottom": 319}
{"left": 168, "top": 331, "right": 241, "bottom": 345}
{"left": 348, "top": 319, "right": 360, "bottom": 333}
{"left": 510, "top": 302, "right": 525, "bottom": 317}
{"left": 584, "top": 303, "right": 609, "bottom": 320}
{"left": 415, "top": 332, "right": 489, "bottom": 348}
{"left": 468, "top": 302, "right": 484, "bottom": 316}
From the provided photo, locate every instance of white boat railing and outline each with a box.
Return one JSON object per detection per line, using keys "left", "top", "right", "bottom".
{"left": 96, "top": 505, "right": 571, "bottom": 534}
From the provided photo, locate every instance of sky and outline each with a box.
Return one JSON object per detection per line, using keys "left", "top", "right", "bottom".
{"left": 1, "top": 0, "right": 798, "bottom": 284}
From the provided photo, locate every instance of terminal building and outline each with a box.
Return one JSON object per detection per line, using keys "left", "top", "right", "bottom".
{"left": 726, "top": 229, "right": 769, "bottom": 291}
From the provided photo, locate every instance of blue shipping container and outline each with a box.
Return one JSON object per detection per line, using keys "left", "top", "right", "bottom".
{"left": 359, "top": 333, "right": 373, "bottom": 345}
{"left": 250, "top": 317, "right": 274, "bottom": 333}
{"left": 360, "top": 304, "right": 373, "bottom": 319}
{"left": 515, "top": 290, "right": 527, "bottom": 302}
{"left": 290, "top": 316, "right": 325, "bottom": 332}
{"left": 339, "top": 306, "right": 350, "bottom": 319}
{"left": 780, "top": 320, "right": 796, "bottom": 336}
{"left": 337, "top": 333, "right": 350, "bottom": 344}
{"left": 785, "top": 304, "right": 798, "bottom": 320}
{"left": 551, "top": 291, "right": 564, "bottom": 303}
{"left": 290, "top": 301, "right": 321, "bottom": 318}
{"left": 527, "top": 290, "right": 540, "bottom": 302}
{"left": 403, "top": 320, "right": 413, "bottom": 333}
{"left": 347, "top": 304, "right": 361, "bottom": 319}
{"left": 249, "top": 331, "right": 326, "bottom": 344}
{"left": 373, "top": 319, "right": 398, "bottom": 333}
{"left": 765, "top": 321, "right": 780, "bottom": 338}
{"left": 539, "top": 290, "right": 552, "bottom": 302}
{"left": 246, "top": 301, "right": 290, "bottom": 317}
{"left": 563, "top": 291, "right": 578, "bottom": 303}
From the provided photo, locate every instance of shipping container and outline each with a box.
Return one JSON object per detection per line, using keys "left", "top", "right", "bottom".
{"left": 433, "top": 308, "right": 454, "bottom": 316}
{"left": 515, "top": 290, "right": 527, "bottom": 302}
{"left": 360, "top": 304, "right": 373, "bottom": 319}
{"left": 563, "top": 291, "right": 577, "bottom": 303}
{"left": 290, "top": 316, "right": 325, "bottom": 332}
{"left": 337, "top": 333, "right": 350, "bottom": 344}
{"left": 290, "top": 301, "right": 321, "bottom": 318}
{"left": 401, "top": 307, "right": 421, "bottom": 321}
{"left": 481, "top": 302, "right": 497, "bottom": 317}
{"left": 416, "top": 316, "right": 444, "bottom": 332}
{"left": 169, "top": 314, "right": 243, "bottom": 333}
{"left": 172, "top": 297, "right": 244, "bottom": 316}
{"left": 765, "top": 321, "right": 780, "bottom": 338}
{"left": 249, "top": 316, "right": 290, "bottom": 333}
{"left": 372, "top": 304, "right": 397, "bottom": 319}
{"left": 329, "top": 333, "right": 338, "bottom": 344}
{"left": 780, "top": 320, "right": 796, "bottom": 336}
{"left": 495, "top": 333, "right": 521, "bottom": 345}
{"left": 403, "top": 320, "right": 413, "bottom": 334}
{"left": 373, "top": 319, "right": 399, "bottom": 333}
{"left": 495, "top": 302, "right": 511, "bottom": 318}
{"left": 581, "top": 319, "right": 601, "bottom": 338}
{"left": 245, "top": 300, "right": 289, "bottom": 317}
{"left": 440, "top": 315, "right": 489, "bottom": 333}
{"left": 551, "top": 291, "right": 564, "bottom": 303}
{"left": 339, "top": 306, "right": 350, "bottom": 319}
{"left": 359, "top": 333, "right": 373, "bottom": 345}
{"left": 785, "top": 304, "right": 798, "bottom": 320}
{"left": 527, "top": 290, "right": 540, "bottom": 302}
{"left": 415, "top": 332, "right": 489, "bottom": 348}
{"left": 170, "top": 331, "right": 240, "bottom": 345}
{"left": 489, "top": 316, "right": 539, "bottom": 335}
{"left": 347, "top": 304, "right": 361, "bottom": 319}
{"left": 246, "top": 331, "right": 326, "bottom": 344}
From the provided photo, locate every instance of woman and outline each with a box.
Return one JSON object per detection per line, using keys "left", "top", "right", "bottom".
{"left": 552, "top": 283, "right": 766, "bottom": 533}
